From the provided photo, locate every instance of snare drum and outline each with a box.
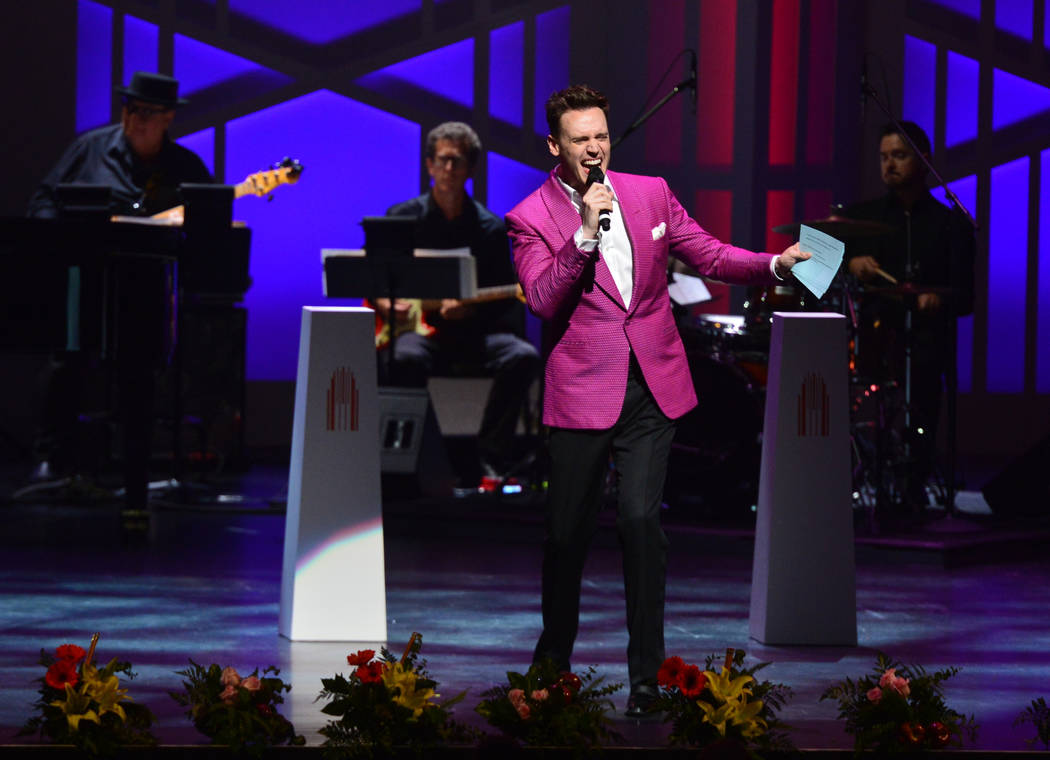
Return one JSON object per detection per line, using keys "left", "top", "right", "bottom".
{"left": 685, "top": 313, "right": 769, "bottom": 356}
{"left": 744, "top": 284, "right": 810, "bottom": 328}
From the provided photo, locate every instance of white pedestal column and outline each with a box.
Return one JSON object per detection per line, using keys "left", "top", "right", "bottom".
{"left": 279, "top": 307, "right": 386, "bottom": 641}
{"left": 749, "top": 312, "right": 856, "bottom": 645}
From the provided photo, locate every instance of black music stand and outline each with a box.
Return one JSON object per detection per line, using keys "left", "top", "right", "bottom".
{"left": 147, "top": 184, "right": 239, "bottom": 507}
{"left": 324, "top": 216, "right": 477, "bottom": 384}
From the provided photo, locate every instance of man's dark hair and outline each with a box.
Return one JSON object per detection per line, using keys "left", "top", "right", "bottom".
{"left": 545, "top": 85, "right": 610, "bottom": 138}
{"left": 881, "top": 120, "right": 931, "bottom": 155}
{"left": 425, "top": 122, "right": 482, "bottom": 169}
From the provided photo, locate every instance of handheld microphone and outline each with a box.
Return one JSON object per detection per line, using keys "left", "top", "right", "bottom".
{"left": 586, "top": 165, "right": 611, "bottom": 232}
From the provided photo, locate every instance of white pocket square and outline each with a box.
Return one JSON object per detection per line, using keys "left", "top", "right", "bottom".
{"left": 651, "top": 222, "right": 667, "bottom": 240}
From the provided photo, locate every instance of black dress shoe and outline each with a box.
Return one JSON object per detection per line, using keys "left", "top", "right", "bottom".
{"left": 624, "top": 683, "right": 660, "bottom": 719}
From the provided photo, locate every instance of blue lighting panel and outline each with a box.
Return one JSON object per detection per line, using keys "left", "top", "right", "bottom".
{"left": 1039, "top": 148, "right": 1050, "bottom": 392}
{"left": 993, "top": 68, "right": 1050, "bottom": 130}
{"left": 988, "top": 157, "right": 1029, "bottom": 393}
{"left": 996, "top": 0, "right": 1033, "bottom": 39}
{"left": 903, "top": 36, "right": 936, "bottom": 145}
{"left": 123, "top": 16, "right": 158, "bottom": 84}
{"left": 534, "top": 6, "right": 570, "bottom": 135}
{"left": 931, "top": 175, "right": 978, "bottom": 393}
{"left": 946, "top": 51, "right": 978, "bottom": 147}
{"left": 76, "top": 0, "right": 112, "bottom": 133}
{"left": 225, "top": 91, "right": 419, "bottom": 381}
{"left": 175, "top": 34, "right": 289, "bottom": 96}
{"left": 490, "top": 22, "right": 524, "bottom": 126}
{"left": 357, "top": 38, "right": 474, "bottom": 109}
{"left": 217, "top": 0, "right": 421, "bottom": 44}
{"left": 486, "top": 151, "right": 547, "bottom": 219}
{"left": 925, "top": 0, "right": 980, "bottom": 17}
{"left": 176, "top": 128, "right": 215, "bottom": 176}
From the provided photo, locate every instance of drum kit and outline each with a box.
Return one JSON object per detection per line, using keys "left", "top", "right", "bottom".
{"left": 667, "top": 215, "right": 953, "bottom": 530}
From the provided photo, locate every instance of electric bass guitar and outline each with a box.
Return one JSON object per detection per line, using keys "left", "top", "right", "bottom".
{"left": 371, "top": 283, "right": 525, "bottom": 349}
{"left": 148, "top": 157, "right": 304, "bottom": 223}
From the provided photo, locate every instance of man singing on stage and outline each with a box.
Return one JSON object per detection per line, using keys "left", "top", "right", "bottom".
{"left": 505, "top": 84, "right": 810, "bottom": 717}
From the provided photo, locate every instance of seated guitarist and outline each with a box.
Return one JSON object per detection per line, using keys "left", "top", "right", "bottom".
{"left": 376, "top": 122, "right": 540, "bottom": 489}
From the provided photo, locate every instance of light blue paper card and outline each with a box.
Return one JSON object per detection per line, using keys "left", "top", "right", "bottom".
{"left": 792, "top": 224, "right": 845, "bottom": 299}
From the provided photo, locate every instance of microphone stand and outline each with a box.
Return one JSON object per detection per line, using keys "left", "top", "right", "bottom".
{"left": 861, "top": 82, "right": 978, "bottom": 531}
{"left": 613, "top": 71, "right": 695, "bottom": 149}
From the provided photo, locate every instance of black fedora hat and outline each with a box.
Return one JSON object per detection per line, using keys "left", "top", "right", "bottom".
{"left": 115, "top": 71, "right": 188, "bottom": 108}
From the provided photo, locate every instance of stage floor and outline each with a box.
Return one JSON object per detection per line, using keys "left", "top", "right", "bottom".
{"left": 1, "top": 462, "right": 1049, "bottom": 752}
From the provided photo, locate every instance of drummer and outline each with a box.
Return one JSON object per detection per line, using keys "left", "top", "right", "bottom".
{"left": 841, "top": 121, "right": 975, "bottom": 512}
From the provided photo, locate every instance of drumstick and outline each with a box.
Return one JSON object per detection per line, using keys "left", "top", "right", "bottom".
{"left": 874, "top": 267, "right": 898, "bottom": 285}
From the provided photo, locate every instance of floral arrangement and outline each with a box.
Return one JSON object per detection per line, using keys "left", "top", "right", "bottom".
{"left": 1014, "top": 697, "right": 1050, "bottom": 750}
{"left": 18, "top": 633, "right": 156, "bottom": 756}
{"left": 652, "top": 647, "right": 794, "bottom": 753}
{"left": 474, "top": 657, "right": 623, "bottom": 751}
{"left": 820, "top": 652, "right": 977, "bottom": 753}
{"left": 169, "top": 659, "right": 304, "bottom": 755}
{"left": 317, "top": 632, "right": 475, "bottom": 757}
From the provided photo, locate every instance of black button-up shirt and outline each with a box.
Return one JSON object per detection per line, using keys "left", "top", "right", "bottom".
{"left": 28, "top": 123, "right": 213, "bottom": 218}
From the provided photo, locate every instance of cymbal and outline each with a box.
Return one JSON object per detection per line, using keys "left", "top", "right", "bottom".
{"left": 865, "top": 282, "right": 954, "bottom": 296}
{"left": 772, "top": 216, "right": 896, "bottom": 239}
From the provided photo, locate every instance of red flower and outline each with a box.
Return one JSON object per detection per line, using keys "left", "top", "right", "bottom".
{"left": 355, "top": 661, "right": 384, "bottom": 683}
{"left": 256, "top": 703, "right": 275, "bottom": 716}
{"left": 346, "top": 649, "right": 376, "bottom": 667}
{"left": 558, "top": 672, "right": 583, "bottom": 693}
{"left": 55, "top": 644, "right": 86, "bottom": 663}
{"left": 45, "top": 658, "right": 79, "bottom": 690}
{"left": 657, "top": 656, "right": 687, "bottom": 688}
{"left": 679, "top": 664, "right": 708, "bottom": 698}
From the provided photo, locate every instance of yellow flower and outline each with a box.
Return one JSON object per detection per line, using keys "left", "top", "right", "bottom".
{"left": 381, "top": 662, "right": 437, "bottom": 718}
{"left": 697, "top": 668, "right": 767, "bottom": 738}
{"left": 84, "top": 674, "right": 129, "bottom": 722}
{"left": 50, "top": 683, "right": 100, "bottom": 732}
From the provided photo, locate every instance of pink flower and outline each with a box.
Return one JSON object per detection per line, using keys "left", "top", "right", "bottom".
{"left": 891, "top": 676, "right": 910, "bottom": 697}
{"left": 220, "top": 684, "right": 239, "bottom": 704}
{"left": 221, "top": 666, "right": 242, "bottom": 687}
{"left": 531, "top": 689, "right": 549, "bottom": 702}
{"left": 242, "top": 676, "right": 262, "bottom": 692}
{"left": 508, "top": 688, "right": 530, "bottom": 719}
{"left": 867, "top": 687, "right": 882, "bottom": 703}
{"left": 878, "top": 668, "right": 897, "bottom": 689}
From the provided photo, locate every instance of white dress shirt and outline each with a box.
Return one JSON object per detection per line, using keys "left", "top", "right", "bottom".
{"left": 557, "top": 173, "right": 634, "bottom": 308}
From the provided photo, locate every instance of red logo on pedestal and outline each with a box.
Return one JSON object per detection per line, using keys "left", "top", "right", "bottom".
{"left": 797, "top": 371, "right": 829, "bottom": 437}
{"left": 327, "top": 367, "right": 359, "bottom": 432}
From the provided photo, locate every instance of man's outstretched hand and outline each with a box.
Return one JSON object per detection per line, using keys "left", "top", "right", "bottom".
{"left": 774, "top": 242, "right": 811, "bottom": 279}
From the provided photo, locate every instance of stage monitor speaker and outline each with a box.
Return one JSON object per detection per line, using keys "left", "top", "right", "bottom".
{"left": 981, "top": 432, "right": 1050, "bottom": 517}
{"left": 378, "top": 387, "right": 454, "bottom": 498}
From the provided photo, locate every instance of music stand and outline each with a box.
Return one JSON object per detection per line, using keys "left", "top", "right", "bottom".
{"left": 323, "top": 216, "right": 477, "bottom": 384}
{"left": 55, "top": 184, "right": 113, "bottom": 219}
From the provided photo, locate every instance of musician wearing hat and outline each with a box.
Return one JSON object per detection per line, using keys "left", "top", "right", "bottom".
{"left": 28, "top": 71, "right": 212, "bottom": 218}
{"left": 25, "top": 72, "right": 213, "bottom": 492}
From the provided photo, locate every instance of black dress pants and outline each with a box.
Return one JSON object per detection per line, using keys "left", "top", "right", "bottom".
{"left": 534, "top": 356, "right": 676, "bottom": 689}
